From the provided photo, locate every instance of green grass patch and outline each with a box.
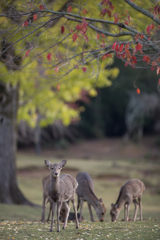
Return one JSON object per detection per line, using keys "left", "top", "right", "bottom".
{"left": 0, "top": 219, "right": 160, "bottom": 240}
{"left": 0, "top": 149, "right": 160, "bottom": 239}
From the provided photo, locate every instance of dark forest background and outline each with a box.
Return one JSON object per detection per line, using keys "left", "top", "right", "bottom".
{"left": 17, "top": 58, "right": 160, "bottom": 152}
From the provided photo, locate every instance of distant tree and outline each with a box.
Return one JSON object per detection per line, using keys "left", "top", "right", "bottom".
{"left": 0, "top": 0, "right": 160, "bottom": 204}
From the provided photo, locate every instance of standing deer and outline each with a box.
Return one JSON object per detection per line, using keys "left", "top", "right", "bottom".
{"left": 110, "top": 179, "right": 145, "bottom": 222}
{"left": 44, "top": 159, "right": 79, "bottom": 232}
{"left": 41, "top": 175, "right": 67, "bottom": 223}
{"left": 76, "top": 172, "right": 106, "bottom": 222}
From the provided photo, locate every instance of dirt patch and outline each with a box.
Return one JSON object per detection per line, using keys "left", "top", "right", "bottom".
{"left": 95, "top": 173, "right": 128, "bottom": 181}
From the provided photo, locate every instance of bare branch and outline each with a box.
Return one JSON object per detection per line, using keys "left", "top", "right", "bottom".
{"left": 124, "top": 0, "right": 160, "bottom": 25}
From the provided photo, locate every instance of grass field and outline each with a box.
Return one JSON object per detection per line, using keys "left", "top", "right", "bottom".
{"left": 0, "top": 138, "right": 160, "bottom": 239}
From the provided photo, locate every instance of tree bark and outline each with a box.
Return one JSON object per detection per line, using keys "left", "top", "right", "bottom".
{"left": 0, "top": 82, "right": 35, "bottom": 205}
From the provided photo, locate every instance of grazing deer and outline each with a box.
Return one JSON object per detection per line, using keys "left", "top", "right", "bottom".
{"left": 76, "top": 172, "right": 106, "bottom": 222}
{"left": 110, "top": 179, "right": 145, "bottom": 222}
{"left": 41, "top": 175, "right": 67, "bottom": 223}
{"left": 44, "top": 159, "right": 79, "bottom": 232}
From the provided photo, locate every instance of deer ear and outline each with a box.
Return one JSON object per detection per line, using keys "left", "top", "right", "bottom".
{"left": 45, "top": 160, "right": 51, "bottom": 168}
{"left": 99, "top": 198, "right": 103, "bottom": 203}
{"left": 60, "top": 159, "right": 67, "bottom": 168}
{"left": 111, "top": 203, "right": 114, "bottom": 208}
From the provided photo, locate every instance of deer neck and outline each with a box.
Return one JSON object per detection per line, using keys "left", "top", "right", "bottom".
{"left": 116, "top": 198, "right": 126, "bottom": 210}
{"left": 49, "top": 174, "right": 60, "bottom": 202}
{"left": 87, "top": 191, "right": 99, "bottom": 209}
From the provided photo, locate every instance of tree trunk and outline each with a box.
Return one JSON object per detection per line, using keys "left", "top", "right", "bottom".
{"left": 0, "top": 82, "right": 35, "bottom": 205}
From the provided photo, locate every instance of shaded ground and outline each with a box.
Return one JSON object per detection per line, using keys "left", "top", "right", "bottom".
{"left": 30, "top": 136, "right": 160, "bottom": 160}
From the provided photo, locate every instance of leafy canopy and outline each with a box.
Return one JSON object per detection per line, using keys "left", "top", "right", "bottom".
{"left": 0, "top": 0, "right": 160, "bottom": 126}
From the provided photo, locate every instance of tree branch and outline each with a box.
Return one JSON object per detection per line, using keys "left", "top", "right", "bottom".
{"left": 124, "top": 0, "right": 160, "bottom": 25}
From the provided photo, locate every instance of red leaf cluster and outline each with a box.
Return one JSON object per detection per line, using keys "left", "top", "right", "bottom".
{"left": 102, "top": 53, "right": 112, "bottom": 60}
{"left": 25, "top": 50, "right": 30, "bottom": 57}
{"left": 39, "top": 5, "right": 44, "bottom": 10}
{"left": 82, "top": 67, "right": 87, "bottom": 72}
{"left": 47, "top": 53, "right": 52, "bottom": 62}
{"left": 82, "top": 8, "right": 88, "bottom": 15}
{"left": 75, "top": 20, "right": 88, "bottom": 42}
{"left": 135, "top": 34, "right": 144, "bottom": 41}
{"left": 68, "top": 5, "right": 72, "bottom": 13}
{"left": 132, "top": 55, "right": 137, "bottom": 65}
{"left": 72, "top": 33, "right": 79, "bottom": 42}
{"left": 61, "top": 26, "right": 65, "bottom": 34}
{"left": 33, "top": 14, "right": 38, "bottom": 21}
{"left": 76, "top": 21, "right": 88, "bottom": 34}
{"left": 112, "top": 42, "right": 117, "bottom": 50}
{"left": 146, "top": 23, "right": 155, "bottom": 34}
{"left": 135, "top": 43, "right": 142, "bottom": 52}
{"left": 24, "top": 21, "right": 28, "bottom": 27}
{"left": 101, "top": 8, "right": 112, "bottom": 17}
{"left": 153, "top": 3, "right": 160, "bottom": 15}
{"left": 143, "top": 55, "right": 150, "bottom": 64}
{"left": 101, "top": 0, "right": 114, "bottom": 10}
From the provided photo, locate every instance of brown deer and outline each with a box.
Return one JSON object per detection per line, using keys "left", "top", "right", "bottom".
{"left": 44, "top": 159, "right": 79, "bottom": 232}
{"left": 110, "top": 179, "right": 145, "bottom": 222}
{"left": 76, "top": 172, "right": 106, "bottom": 222}
{"left": 41, "top": 175, "right": 67, "bottom": 223}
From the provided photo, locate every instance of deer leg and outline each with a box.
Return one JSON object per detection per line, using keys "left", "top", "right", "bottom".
{"left": 124, "top": 203, "right": 130, "bottom": 221}
{"left": 124, "top": 204, "right": 127, "bottom": 221}
{"left": 77, "top": 197, "right": 80, "bottom": 211}
{"left": 57, "top": 201, "right": 62, "bottom": 232}
{"left": 133, "top": 199, "right": 138, "bottom": 221}
{"left": 138, "top": 196, "right": 143, "bottom": 221}
{"left": 50, "top": 201, "right": 56, "bottom": 232}
{"left": 47, "top": 201, "right": 52, "bottom": 222}
{"left": 71, "top": 198, "right": 79, "bottom": 229}
{"left": 41, "top": 195, "right": 47, "bottom": 223}
{"left": 79, "top": 199, "right": 84, "bottom": 222}
{"left": 63, "top": 201, "right": 70, "bottom": 230}
{"left": 87, "top": 203, "right": 95, "bottom": 222}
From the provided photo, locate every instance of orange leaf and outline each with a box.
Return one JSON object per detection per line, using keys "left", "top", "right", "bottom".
{"left": 55, "top": 66, "right": 59, "bottom": 73}
{"left": 25, "top": 50, "right": 30, "bottom": 57}
{"left": 96, "top": 33, "right": 100, "bottom": 39}
{"left": 68, "top": 5, "right": 72, "bottom": 13}
{"left": 33, "top": 14, "right": 38, "bottom": 21}
{"left": 39, "top": 5, "right": 44, "bottom": 10}
{"left": 61, "top": 26, "right": 65, "bottom": 34}
{"left": 136, "top": 88, "right": 140, "bottom": 94}
{"left": 47, "top": 53, "right": 52, "bottom": 62}
{"left": 101, "top": 33, "right": 105, "bottom": 38}
{"left": 57, "top": 84, "right": 60, "bottom": 90}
